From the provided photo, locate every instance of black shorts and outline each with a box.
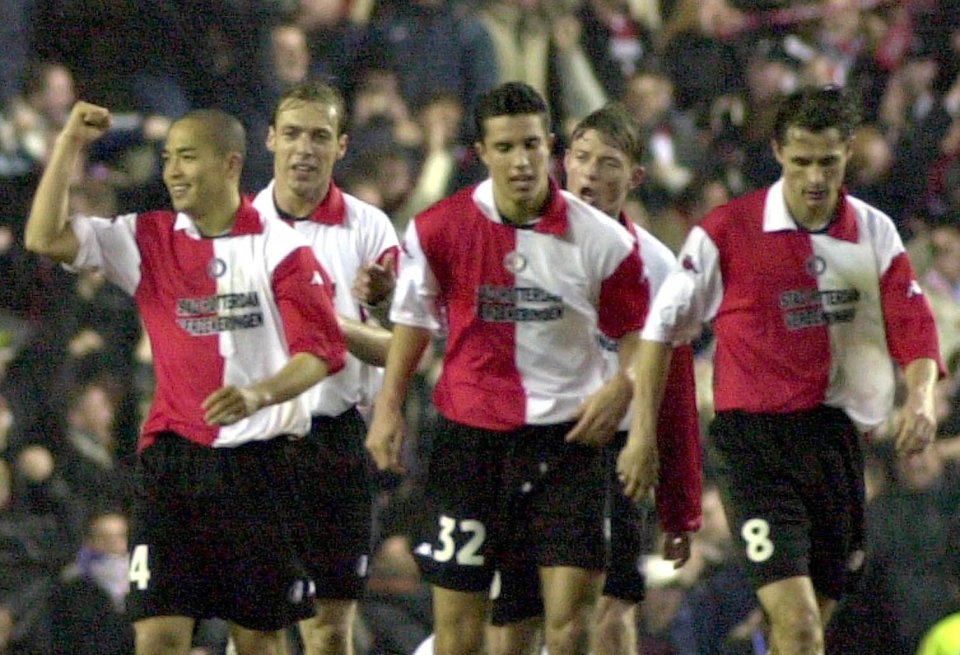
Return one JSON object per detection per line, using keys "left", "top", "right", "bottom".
{"left": 416, "top": 415, "right": 605, "bottom": 597}
{"left": 709, "top": 407, "right": 865, "bottom": 600}
{"left": 286, "top": 408, "right": 372, "bottom": 600}
{"left": 602, "top": 431, "right": 646, "bottom": 603}
{"left": 489, "top": 431, "right": 646, "bottom": 626}
{"left": 127, "top": 433, "right": 315, "bottom": 631}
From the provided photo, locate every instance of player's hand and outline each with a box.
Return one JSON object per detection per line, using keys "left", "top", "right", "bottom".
{"left": 353, "top": 251, "right": 397, "bottom": 307}
{"left": 365, "top": 398, "right": 406, "bottom": 473}
{"left": 202, "top": 385, "right": 264, "bottom": 425}
{"left": 565, "top": 376, "right": 631, "bottom": 447}
{"left": 616, "top": 435, "right": 658, "bottom": 503}
{"left": 663, "top": 532, "right": 691, "bottom": 569}
{"left": 893, "top": 388, "right": 937, "bottom": 455}
{"left": 61, "top": 101, "right": 111, "bottom": 145}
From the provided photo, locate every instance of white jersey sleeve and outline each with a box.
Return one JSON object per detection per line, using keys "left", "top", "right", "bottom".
{"left": 389, "top": 219, "right": 444, "bottom": 333}
{"left": 353, "top": 198, "right": 401, "bottom": 264}
{"left": 643, "top": 225, "right": 723, "bottom": 344}
{"left": 69, "top": 213, "right": 141, "bottom": 295}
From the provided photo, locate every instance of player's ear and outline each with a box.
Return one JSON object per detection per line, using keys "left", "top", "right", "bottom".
{"left": 337, "top": 133, "right": 349, "bottom": 161}
{"left": 266, "top": 126, "right": 277, "bottom": 153}
{"left": 227, "top": 151, "right": 244, "bottom": 176}
{"left": 475, "top": 140, "right": 489, "bottom": 167}
{"left": 772, "top": 138, "right": 784, "bottom": 166}
{"left": 631, "top": 165, "right": 646, "bottom": 188}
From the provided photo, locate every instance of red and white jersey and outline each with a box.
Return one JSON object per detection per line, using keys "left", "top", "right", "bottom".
{"left": 601, "top": 219, "right": 678, "bottom": 432}
{"left": 644, "top": 179, "right": 943, "bottom": 431}
{"left": 69, "top": 197, "right": 347, "bottom": 450}
{"left": 253, "top": 181, "right": 399, "bottom": 416}
{"left": 392, "top": 179, "right": 649, "bottom": 430}
{"left": 602, "top": 219, "right": 701, "bottom": 533}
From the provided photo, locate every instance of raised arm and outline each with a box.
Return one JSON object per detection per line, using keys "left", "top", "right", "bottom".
{"left": 25, "top": 102, "right": 111, "bottom": 263}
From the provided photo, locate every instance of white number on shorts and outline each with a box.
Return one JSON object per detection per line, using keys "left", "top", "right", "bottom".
{"left": 741, "top": 518, "right": 774, "bottom": 563}
{"left": 434, "top": 515, "right": 486, "bottom": 566}
{"left": 129, "top": 544, "right": 152, "bottom": 590}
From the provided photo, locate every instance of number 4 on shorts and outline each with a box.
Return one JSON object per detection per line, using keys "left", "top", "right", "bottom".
{"left": 129, "top": 544, "right": 152, "bottom": 590}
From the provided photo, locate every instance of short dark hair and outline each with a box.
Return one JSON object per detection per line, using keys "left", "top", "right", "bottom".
{"left": 570, "top": 103, "right": 644, "bottom": 165}
{"left": 474, "top": 81, "right": 549, "bottom": 142}
{"left": 272, "top": 81, "right": 347, "bottom": 135}
{"left": 773, "top": 85, "right": 860, "bottom": 145}
{"left": 177, "top": 109, "right": 247, "bottom": 159}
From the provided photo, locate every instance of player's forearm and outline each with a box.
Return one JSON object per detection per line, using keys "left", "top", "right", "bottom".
{"left": 247, "top": 352, "right": 329, "bottom": 409}
{"left": 376, "top": 324, "right": 430, "bottom": 408}
{"left": 628, "top": 338, "right": 673, "bottom": 444}
{"left": 339, "top": 315, "right": 392, "bottom": 366}
{"left": 903, "top": 357, "right": 939, "bottom": 409}
{"left": 615, "top": 331, "right": 640, "bottom": 384}
{"left": 25, "top": 133, "right": 83, "bottom": 262}
{"left": 603, "top": 330, "right": 641, "bottom": 412}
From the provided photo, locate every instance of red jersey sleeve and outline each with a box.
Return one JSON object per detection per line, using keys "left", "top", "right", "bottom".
{"left": 880, "top": 252, "right": 945, "bottom": 375}
{"left": 598, "top": 246, "right": 649, "bottom": 339}
{"left": 654, "top": 344, "right": 703, "bottom": 533}
{"left": 272, "top": 246, "right": 347, "bottom": 376}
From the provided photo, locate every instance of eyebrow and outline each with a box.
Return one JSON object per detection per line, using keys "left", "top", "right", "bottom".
{"left": 163, "top": 146, "right": 198, "bottom": 155}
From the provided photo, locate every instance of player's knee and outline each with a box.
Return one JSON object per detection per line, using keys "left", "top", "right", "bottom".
{"left": 592, "top": 605, "right": 633, "bottom": 655}
{"left": 592, "top": 598, "right": 627, "bottom": 636}
{"left": 769, "top": 609, "right": 823, "bottom": 654}
{"left": 135, "top": 626, "right": 192, "bottom": 655}
{"left": 435, "top": 619, "right": 485, "bottom": 655}
{"left": 301, "top": 620, "right": 353, "bottom": 655}
{"left": 544, "top": 612, "right": 591, "bottom": 655}
{"left": 232, "top": 631, "right": 285, "bottom": 655}
{"left": 486, "top": 623, "right": 539, "bottom": 655}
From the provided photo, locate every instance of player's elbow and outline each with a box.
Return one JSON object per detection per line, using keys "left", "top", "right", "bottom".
{"left": 23, "top": 225, "right": 48, "bottom": 256}
{"left": 24, "top": 223, "right": 70, "bottom": 262}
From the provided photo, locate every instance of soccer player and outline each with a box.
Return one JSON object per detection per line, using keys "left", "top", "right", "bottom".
{"left": 620, "top": 85, "right": 943, "bottom": 655}
{"left": 366, "top": 81, "right": 650, "bottom": 655}
{"left": 25, "top": 101, "right": 347, "bottom": 655}
{"left": 486, "top": 103, "right": 702, "bottom": 655}
{"left": 251, "top": 80, "right": 399, "bottom": 655}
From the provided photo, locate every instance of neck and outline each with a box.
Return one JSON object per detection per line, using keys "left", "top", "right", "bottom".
{"left": 276, "top": 180, "right": 330, "bottom": 218}
{"left": 789, "top": 205, "right": 833, "bottom": 231}
{"left": 497, "top": 188, "right": 550, "bottom": 226}
{"left": 193, "top": 190, "right": 241, "bottom": 236}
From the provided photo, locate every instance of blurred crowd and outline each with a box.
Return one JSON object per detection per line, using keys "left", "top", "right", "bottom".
{"left": 2, "top": 0, "right": 960, "bottom": 653}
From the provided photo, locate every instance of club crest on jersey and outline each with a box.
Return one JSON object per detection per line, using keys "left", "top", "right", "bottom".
{"left": 681, "top": 255, "right": 698, "bottom": 273}
{"left": 207, "top": 257, "right": 227, "bottom": 279}
{"left": 503, "top": 251, "right": 527, "bottom": 274}
{"left": 805, "top": 255, "right": 827, "bottom": 277}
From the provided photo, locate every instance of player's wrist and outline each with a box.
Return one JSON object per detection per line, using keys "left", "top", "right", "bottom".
{"left": 359, "top": 293, "right": 392, "bottom": 311}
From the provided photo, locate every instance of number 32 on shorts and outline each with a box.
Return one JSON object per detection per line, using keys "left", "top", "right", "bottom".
{"left": 432, "top": 515, "right": 486, "bottom": 565}
{"left": 741, "top": 518, "right": 774, "bottom": 563}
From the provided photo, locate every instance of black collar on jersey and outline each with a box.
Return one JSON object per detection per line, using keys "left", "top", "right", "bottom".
{"left": 272, "top": 181, "right": 348, "bottom": 225}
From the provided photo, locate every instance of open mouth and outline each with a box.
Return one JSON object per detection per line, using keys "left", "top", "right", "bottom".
{"left": 578, "top": 186, "right": 598, "bottom": 203}
{"left": 291, "top": 162, "right": 318, "bottom": 177}
{"left": 168, "top": 184, "right": 190, "bottom": 199}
